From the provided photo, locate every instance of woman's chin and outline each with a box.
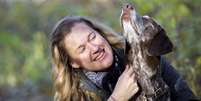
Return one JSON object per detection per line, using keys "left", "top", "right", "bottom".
{"left": 100, "top": 55, "right": 113, "bottom": 70}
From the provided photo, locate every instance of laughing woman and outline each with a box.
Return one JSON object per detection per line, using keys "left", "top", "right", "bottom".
{"left": 50, "top": 16, "right": 195, "bottom": 101}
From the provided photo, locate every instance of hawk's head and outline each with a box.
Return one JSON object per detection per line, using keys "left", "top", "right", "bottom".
{"left": 120, "top": 3, "right": 144, "bottom": 43}
{"left": 120, "top": 3, "right": 173, "bottom": 56}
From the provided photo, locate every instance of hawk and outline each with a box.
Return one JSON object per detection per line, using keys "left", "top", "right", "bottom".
{"left": 120, "top": 3, "right": 173, "bottom": 101}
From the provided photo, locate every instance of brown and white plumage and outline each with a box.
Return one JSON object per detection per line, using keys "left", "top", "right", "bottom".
{"left": 120, "top": 3, "right": 173, "bottom": 101}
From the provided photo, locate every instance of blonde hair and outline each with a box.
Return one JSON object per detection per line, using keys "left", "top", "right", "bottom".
{"left": 50, "top": 16, "right": 125, "bottom": 101}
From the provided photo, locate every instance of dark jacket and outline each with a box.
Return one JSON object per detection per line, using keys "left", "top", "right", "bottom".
{"left": 160, "top": 57, "right": 196, "bottom": 100}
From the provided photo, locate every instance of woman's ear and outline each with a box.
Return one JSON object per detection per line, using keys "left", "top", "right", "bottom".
{"left": 70, "top": 61, "right": 80, "bottom": 69}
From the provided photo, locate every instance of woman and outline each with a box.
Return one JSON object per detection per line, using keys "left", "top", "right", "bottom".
{"left": 50, "top": 16, "right": 195, "bottom": 101}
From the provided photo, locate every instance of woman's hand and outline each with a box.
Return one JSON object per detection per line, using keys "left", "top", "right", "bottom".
{"left": 108, "top": 65, "right": 139, "bottom": 101}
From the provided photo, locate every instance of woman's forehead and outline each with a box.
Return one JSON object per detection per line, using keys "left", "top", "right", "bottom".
{"left": 64, "top": 23, "right": 93, "bottom": 52}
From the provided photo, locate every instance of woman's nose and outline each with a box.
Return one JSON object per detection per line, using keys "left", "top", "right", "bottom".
{"left": 87, "top": 43, "right": 99, "bottom": 54}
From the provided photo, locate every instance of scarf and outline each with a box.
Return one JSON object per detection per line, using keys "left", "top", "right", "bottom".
{"left": 84, "top": 48, "right": 125, "bottom": 94}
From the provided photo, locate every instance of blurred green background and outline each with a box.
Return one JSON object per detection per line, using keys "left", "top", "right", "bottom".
{"left": 0, "top": 0, "right": 200, "bottom": 100}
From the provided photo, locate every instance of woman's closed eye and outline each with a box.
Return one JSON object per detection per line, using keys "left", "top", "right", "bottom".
{"left": 89, "top": 32, "right": 96, "bottom": 41}
{"left": 77, "top": 32, "right": 96, "bottom": 53}
{"left": 78, "top": 46, "right": 85, "bottom": 53}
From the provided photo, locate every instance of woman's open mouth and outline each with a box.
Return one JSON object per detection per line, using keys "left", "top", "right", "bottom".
{"left": 93, "top": 49, "right": 105, "bottom": 61}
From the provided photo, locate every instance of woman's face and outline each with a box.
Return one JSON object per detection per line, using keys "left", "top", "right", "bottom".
{"left": 64, "top": 22, "right": 114, "bottom": 71}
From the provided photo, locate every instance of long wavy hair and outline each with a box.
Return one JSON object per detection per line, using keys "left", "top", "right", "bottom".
{"left": 50, "top": 16, "right": 125, "bottom": 101}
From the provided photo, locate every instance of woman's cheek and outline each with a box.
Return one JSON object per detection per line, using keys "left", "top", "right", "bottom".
{"left": 98, "top": 39, "right": 107, "bottom": 47}
{"left": 81, "top": 51, "right": 91, "bottom": 62}
{"left": 93, "top": 38, "right": 101, "bottom": 45}
{"left": 95, "top": 34, "right": 105, "bottom": 44}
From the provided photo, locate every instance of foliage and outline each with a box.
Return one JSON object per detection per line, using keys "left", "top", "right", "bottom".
{"left": 0, "top": 0, "right": 200, "bottom": 98}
